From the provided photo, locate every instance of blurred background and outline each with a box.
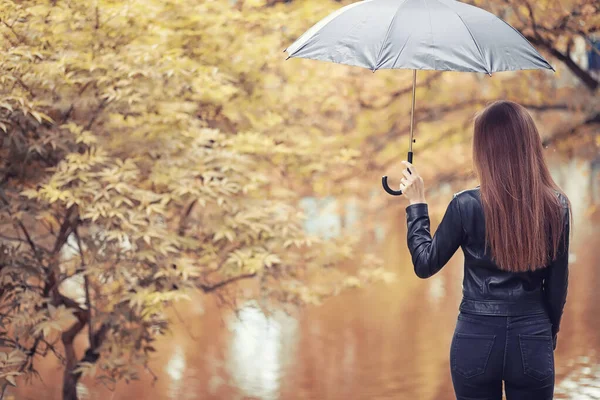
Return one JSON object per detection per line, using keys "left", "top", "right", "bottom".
{"left": 0, "top": 0, "right": 598, "bottom": 399}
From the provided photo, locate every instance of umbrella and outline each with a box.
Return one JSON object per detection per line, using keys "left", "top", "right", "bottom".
{"left": 284, "top": 0, "right": 553, "bottom": 196}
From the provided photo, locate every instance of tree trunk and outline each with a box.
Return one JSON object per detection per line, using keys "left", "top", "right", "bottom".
{"left": 62, "top": 365, "right": 80, "bottom": 400}
{"left": 61, "top": 322, "right": 109, "bottom": 400}
{"left": 61, "top": 320, "right": 86, "bottom": 400}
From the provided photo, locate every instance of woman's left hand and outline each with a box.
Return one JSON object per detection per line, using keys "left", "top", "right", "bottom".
{"left": 399, "top": 161, "right": 426, "bottom": 205}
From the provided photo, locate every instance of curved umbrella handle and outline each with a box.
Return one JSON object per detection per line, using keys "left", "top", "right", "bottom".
{"left": 382, "top": 176, "right": 403, "bottom": 196}
{"left": 381, "top": 151, "right": 413, "bottom": 196}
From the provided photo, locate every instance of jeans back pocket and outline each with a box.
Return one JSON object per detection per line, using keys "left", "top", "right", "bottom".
{"left": 518, "top": 334, "right": 554, "bottom": 381}
{"left": 451, "top": 333, "right": 496, "bottom": 378}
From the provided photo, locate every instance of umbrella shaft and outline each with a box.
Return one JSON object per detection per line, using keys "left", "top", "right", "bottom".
{"left": 409, "top": 69, "right": 416, "bottom": 153}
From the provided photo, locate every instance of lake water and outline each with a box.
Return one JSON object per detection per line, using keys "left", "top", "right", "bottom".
{"left": 14, "top": 157, "right": 600, "bottom": 400}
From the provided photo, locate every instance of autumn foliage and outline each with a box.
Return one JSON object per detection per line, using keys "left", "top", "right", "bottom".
{"left": 0, "top": 0, "right": 597, "bottom": 399}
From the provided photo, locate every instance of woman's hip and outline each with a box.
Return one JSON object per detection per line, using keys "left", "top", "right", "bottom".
{"left": 450, "top": 311, "right": 555, "bottom": 397}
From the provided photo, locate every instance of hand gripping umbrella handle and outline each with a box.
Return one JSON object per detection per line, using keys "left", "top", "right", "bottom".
{"left": 382, "top": 152, "right": 413, "bottom": 196}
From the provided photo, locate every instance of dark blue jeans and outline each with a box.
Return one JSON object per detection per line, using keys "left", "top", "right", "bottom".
{"left": 450, "top": 312, "right": 555, "bottom": 400}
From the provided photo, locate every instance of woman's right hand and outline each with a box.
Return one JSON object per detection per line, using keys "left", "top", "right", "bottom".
{"left": 399, "top": 161, "right": 426, "bottom": 205}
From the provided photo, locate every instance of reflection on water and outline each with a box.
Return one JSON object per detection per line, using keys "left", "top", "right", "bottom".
{"left": 227, "top": 305, "right": 298, "bottom": 400}
{"left": 13, "top": 157, "right": 600, "bottom": 400}
{"left": 300, "top": 197, "right": 343, "bottom": 239}
{"left": 300, "top": 194, "right": 386, "bottom": 243}
{"left": 593, "top": 158, "right": 600, "bottom": 204}
{"left": 549, "top": 158, "right": 595, "bottom": 229}
{"left": 556, "top": 357, "right": 600, "bottom": 399}
{"left": 166, "top": 346, "right": 186, "bottom": 399}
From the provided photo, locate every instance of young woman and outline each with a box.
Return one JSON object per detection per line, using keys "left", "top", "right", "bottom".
{"left": 399, "top": 100, "right": 570, "bottom": 400}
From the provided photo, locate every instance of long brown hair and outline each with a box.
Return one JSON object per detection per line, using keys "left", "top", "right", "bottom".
{"left": 473, "top": 101, "right": 569, "bottom": 272}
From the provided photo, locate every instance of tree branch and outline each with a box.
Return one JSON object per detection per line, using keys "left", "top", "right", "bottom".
{"left": 177, "top": 199, "right": 197, "bottom": 236}
{"left": 528, "top": 36, "right": 599, "bottom": 91}
{"left": 368, "top": 98, "right": 483, "bottom": 154}
{"left": 542, "top": 111, "right": 600, "bottom": 146}
{"left": 476, "top": 0, "right": 599, "bottom": 91}
{"left": 520, "top": 103, "right": 570, "bottom": 112}
{"left": 358, "top": 71, "right": 444, "bottom": 110}
{"left": 51, "top": 205, "right": 78, "bottom": 255}
{"left": 515, "top": 0, "right": 598, "bottom": 91}
{"left": 0, "top": 188, "right": 46, "bottom": 267}
{"left": 1, "top": 20, "right": 24, "bottom": 43}
{"left": 198, "top": 272, "right": 257, "bottom": 293}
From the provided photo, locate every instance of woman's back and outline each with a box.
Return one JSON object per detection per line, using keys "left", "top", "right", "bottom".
{"left": 458, "top": 187, "right": 568, "bottom": 308}
{"left": 407, "top": 185, "right": 569, "bottom": 321}
{"left": 399, "top": 100, "right": 571, "bottom": 400}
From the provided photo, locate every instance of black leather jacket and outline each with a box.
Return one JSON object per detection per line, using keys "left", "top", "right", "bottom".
{"left": 406, "top": 187, "right": 569, "bottom": 345}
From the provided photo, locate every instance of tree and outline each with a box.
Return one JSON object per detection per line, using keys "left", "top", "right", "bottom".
{"left": 0, "top": 1, "right": 386, "bottom": 399}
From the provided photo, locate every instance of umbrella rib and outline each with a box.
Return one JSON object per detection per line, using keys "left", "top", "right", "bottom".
{"left": 374, "top": 0, "right": 410, "bottom": 71}
{"left": 433, "top": 0, "right": 490, "bottom": 74}
{"left": 423, "top": 0, "right": 436, "bottom": 70}
{"left": 388, "top": 34, "right": 413, "bottom": 69}
{"left": 454, "top": 17, "right": 490, "bottom": 74}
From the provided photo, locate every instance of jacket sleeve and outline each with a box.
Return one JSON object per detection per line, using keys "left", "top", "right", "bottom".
{"left": 543, "top": 208, "right": 570, "bottom": 350}
{"left": 406, "top": 196, "right": 465, "bottom": 279}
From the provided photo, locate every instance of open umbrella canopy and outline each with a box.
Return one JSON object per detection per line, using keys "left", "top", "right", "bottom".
{"left": 284, "top": 0, "right": 554, "bottom": 196}
{"left": 285, "top": 0, "right": 553, "bottom": 74}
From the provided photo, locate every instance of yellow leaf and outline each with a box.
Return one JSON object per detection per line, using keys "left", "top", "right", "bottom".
{"left": 39, "top": 112, "right": 54, "bottom": 123}
{"left": 263, "top": 254, "right": 281, "bottom": 268}
{"left": 5, "top": 375, "right": 16, "bottom": 387}
{"left": 7, "top": 350, "right": 26, "bottom": 364}
{"left": 30, "top": 111, "right": 43, "bottom": 124}
{"left": 343, "top": 277, "right": 362, "bottom": 288}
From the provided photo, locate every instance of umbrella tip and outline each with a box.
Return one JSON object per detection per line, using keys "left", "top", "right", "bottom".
{"left": 285, "top": 55, "right": 291, "bottom": 61}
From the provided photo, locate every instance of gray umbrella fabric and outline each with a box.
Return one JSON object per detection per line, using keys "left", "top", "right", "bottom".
{"left": 285, "top": 0, "right": 553, "bottom": 73}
